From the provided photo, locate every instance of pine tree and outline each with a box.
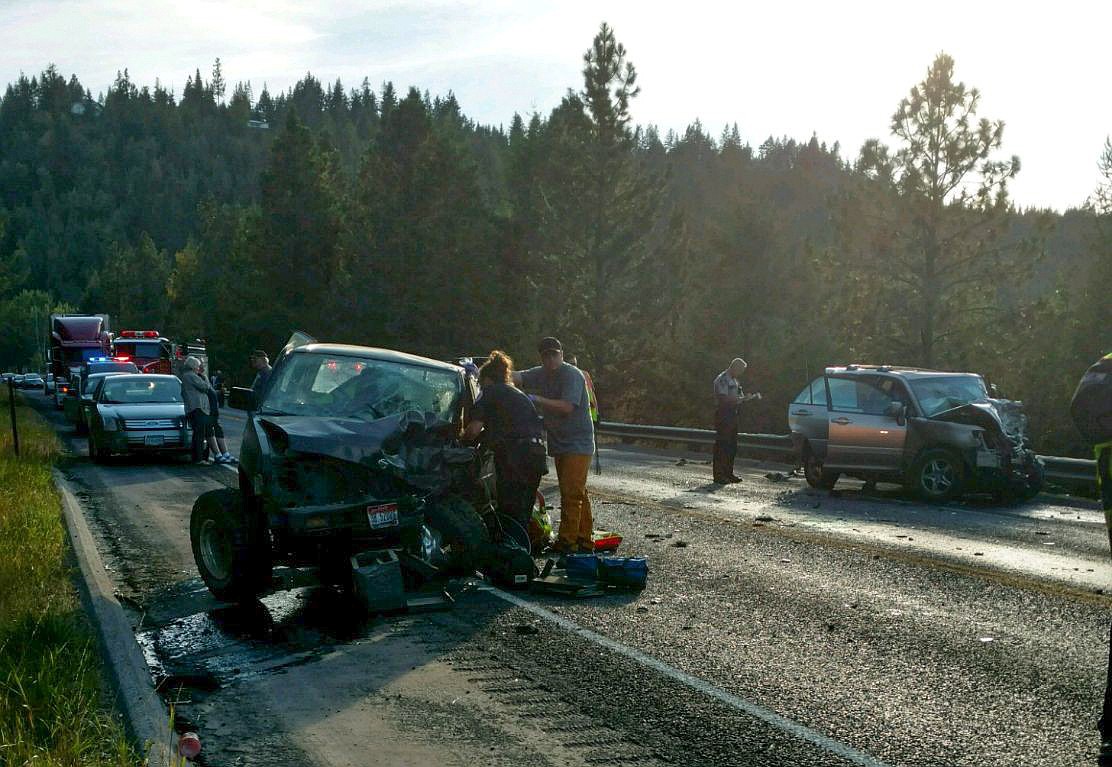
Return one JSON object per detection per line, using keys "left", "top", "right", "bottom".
{"left": 256, "top": 112, "right": 342, "bottom": 337}
{"left": 211, "top": 58, "right": 226, "bottom": 103}
{"left": 841, "top": 53, "right": 1025, "bottom": 367}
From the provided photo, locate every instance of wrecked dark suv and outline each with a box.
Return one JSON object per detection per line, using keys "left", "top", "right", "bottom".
{"left": 788, "top": 365, "right": 1044, "bottom": 503}
{"left": 190, "top": 336, "right": 498, "bottom": 602}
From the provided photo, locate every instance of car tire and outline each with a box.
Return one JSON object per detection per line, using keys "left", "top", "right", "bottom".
{"left": 910, "top": 448, "right": 966, "bottom": 503}
{"left": 190, "top": 488, "right": 271, "bottom": 602}
{"left": 423, "top": 495, "right": 491, "bottom": 575}
{"left": 803, "top": 446, "right": 839, "bottom": 490}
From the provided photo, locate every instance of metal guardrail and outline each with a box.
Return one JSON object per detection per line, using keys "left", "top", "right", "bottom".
{"left": 597, "top": 421, "right": 793, "bottom": 454}
{"left": 596, "top": 421, "right": 1097, "bottom": 491}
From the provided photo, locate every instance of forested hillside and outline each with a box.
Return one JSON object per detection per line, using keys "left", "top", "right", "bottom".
{"left": 1, "top": 26, "right": 1107, "bottom": 455}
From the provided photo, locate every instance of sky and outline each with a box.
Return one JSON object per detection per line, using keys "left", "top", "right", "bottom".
{"left": 1, "top": 0, "right": 1109, "bottom": 211}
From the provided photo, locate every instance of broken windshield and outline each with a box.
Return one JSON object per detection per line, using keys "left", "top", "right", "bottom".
{"left": 909, "top": 375, "right": 989, "bottom": 417}
{"left": 262, "top": 352, "right": 462, "bottom": 423}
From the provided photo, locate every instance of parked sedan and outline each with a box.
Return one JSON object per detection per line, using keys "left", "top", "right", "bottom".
{"left": 19, "top": 373, "right": 43, "bottom": 389}
{"left": 87, "top": 375, "right": 190, "bottom": 461}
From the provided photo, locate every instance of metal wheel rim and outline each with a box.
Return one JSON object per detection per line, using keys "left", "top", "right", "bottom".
{"left": 921, "top": 458, "right": 955, "bottom": 496}
{"left": 199, "top": 518, "right": 232, "bottom": 580}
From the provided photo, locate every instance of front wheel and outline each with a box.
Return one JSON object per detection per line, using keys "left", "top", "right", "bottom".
{"left": 190, "top": 489, "right": 271, "bottom": 602}
{"left": 423, "top": 496, "right": 490, "bottom": 575}
{"left": 910, "top": 449, "right": 966, "bottom": 503}
{"left": 803, "top": 447, "right": 839, "bottom": 490}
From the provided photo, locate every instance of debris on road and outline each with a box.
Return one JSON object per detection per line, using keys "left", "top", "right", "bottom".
{"left": 514, "top": 623, "right": 540, "bottom": 635}
{"left": 531, "top": 553, "right": 649, "bottom": 597}
{"left": 672, "top": 540, "right": 689, "bottom": 548}
{"left": 755, "top": 515, "right": 775, "bottom": 522}
{"left": 593, "top": 530, "right": 623, "bottom": 552}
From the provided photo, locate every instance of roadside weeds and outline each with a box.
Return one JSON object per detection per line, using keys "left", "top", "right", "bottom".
{"left": 0, "top": 387, "right": 140, "bottom": 766}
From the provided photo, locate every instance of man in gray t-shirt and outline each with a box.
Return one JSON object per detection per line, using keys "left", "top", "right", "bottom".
{"left": 514, "top": 337, "right": 596, "bottom": 554}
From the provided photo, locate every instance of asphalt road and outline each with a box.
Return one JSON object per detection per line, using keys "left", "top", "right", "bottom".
{"left": 32, "top": 392, "right": 1111, "bottom": 766}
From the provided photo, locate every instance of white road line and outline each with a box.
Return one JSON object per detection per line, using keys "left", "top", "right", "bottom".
{"left": 481, "top": 584, "right": 893, "bottom": 767}
{"left": 216, "top": 434, "right": 886, "bottom": 765}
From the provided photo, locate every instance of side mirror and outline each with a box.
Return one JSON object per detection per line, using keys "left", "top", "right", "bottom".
{"left": 989, "top": 384, "right": 1001, "bottom": 398}
{"left": 229, "top": 386, "right": 257, "bottom": 412}
{"left": 884, "top": 401, "right": 907, "bottom": 426}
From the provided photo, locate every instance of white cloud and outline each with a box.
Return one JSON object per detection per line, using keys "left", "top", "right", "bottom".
{"left": 1, "top": 0, "right": 1108, "bottom": 209}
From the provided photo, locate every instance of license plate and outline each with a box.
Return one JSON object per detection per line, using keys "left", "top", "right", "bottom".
{"left": 366, "top": 503, "right": 399, "bottom": 529}
{"left": 144, "top": 435, "right": 164, "bottom": 446}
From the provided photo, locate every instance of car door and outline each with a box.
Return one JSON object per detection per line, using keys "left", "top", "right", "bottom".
{"left": 81, "top": 378, "right": 106, "bottom": 427}
{"left": 825, "top": 375, "right": 908, "bottom": 474}
{"left": 788, "top": 376, "right": 831, "bottom": 458}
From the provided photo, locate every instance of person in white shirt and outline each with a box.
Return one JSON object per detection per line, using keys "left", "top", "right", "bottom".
{"left": 712, "top": 358, "right": 759, "bottom": 484}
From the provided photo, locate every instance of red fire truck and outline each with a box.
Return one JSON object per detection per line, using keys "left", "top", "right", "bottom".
{"left": 112, "top": 330, "right": 209, "bottom": 377}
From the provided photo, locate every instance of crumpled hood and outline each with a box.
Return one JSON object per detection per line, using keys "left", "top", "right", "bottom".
{"left": 260, "top": 409, "right": 451, "bottom": 465}
{"left": 262, "top": 409, "right": 476, "bottom": 493}
{"left": 931, "top": 398, "right": 1031, "bottom": 449}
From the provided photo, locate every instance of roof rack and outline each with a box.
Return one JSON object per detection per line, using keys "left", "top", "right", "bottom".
{"left": 833, "top": 364, "right": 945, "bottom": 374}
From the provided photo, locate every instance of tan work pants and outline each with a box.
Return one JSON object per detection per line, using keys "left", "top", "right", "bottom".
{"left": 554, "top": 453, "right": 593, "bottom": 552}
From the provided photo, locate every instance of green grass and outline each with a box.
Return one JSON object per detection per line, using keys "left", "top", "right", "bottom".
{"left": 0, "top": 388, "right": 139, "bottom": 766}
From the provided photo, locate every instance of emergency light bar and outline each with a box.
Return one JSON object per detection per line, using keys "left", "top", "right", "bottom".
{"left": 118, "top": 330, "right": 160, "bottom": 338}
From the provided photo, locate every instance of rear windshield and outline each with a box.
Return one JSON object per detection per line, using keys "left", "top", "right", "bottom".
{"left": 101, "top": 378, "right": 182, "bottom": 404}
{"left": 87, "top": 362, "right": 139, "bottom": 376}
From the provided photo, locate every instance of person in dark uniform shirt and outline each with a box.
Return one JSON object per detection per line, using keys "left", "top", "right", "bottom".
{"left": 464, "top": 350, "right": 547, "bottom": 551}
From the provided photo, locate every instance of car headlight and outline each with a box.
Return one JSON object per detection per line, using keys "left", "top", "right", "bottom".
{"left": 102, "top": 414, "right": 119, "bottom": 431}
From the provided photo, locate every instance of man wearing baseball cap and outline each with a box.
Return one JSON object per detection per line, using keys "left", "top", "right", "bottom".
{"left": 513, "top": 337, "right": 596, "bottom": 554}
{"left": 249, "top": 349, "right": 272, "bottom": 403}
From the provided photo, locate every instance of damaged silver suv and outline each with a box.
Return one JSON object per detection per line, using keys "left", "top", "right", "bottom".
{"left": 788, "top": 365, "right": 1044, "bottom": 503}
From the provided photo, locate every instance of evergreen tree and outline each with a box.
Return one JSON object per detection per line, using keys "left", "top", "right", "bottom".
{"left": 846, "top": 53, "right": 1024, "bottom": 367}
{"left": 256, "top": 111, "right": 342, "bottom": 338}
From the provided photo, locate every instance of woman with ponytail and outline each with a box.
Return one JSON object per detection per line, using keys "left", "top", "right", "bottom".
{"left": 464, "top": 350, "right": 547, "bottom": 550}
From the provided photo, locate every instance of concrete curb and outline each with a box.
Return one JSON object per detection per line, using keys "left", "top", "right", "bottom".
{"left": 54, "top": 469, "right": 173, "bottom": 765}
